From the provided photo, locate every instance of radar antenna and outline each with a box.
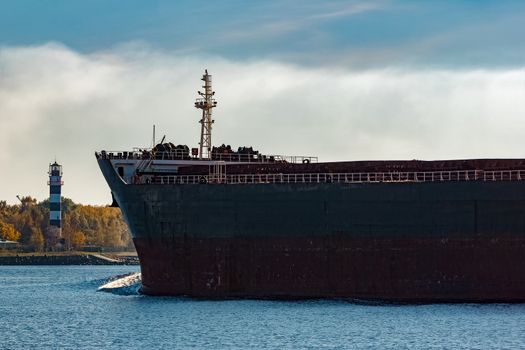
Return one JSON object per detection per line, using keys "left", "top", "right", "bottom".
{"left": 194, "top": 69, "right": 217, "bottom": 160}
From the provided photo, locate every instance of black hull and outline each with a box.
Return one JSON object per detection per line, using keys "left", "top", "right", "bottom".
{"left": 135, "top": 235, "right": 525, "bottom": 302}
{"left": 97, "top": 158, "right": 525, "bottom": 301}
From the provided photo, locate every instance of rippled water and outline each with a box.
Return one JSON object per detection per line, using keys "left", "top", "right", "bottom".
{"left": 1, "top": 266, "right": 524, "bottom": 349}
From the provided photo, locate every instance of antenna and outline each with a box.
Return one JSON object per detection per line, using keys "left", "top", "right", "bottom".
{"left": 194, "top": 69, "right": 218, "bottom": 160}
{"left": 152, "top": 125, "right": 156, "bottom": 147}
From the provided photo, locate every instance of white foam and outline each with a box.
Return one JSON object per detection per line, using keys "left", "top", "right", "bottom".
{"left": 98, "top": 272, "right": 141, "bottom": 295}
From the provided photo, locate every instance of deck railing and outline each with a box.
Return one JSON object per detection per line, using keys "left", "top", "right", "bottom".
{"left": 96, "top": 151, "right": 317, "bottom": 164}
{"left": 145, "top": 170, "right": 525, "bottom": 185}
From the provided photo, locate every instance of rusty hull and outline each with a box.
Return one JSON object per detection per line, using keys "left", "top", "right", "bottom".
{"left": 136, "top": 235, "right": 525, "bottom": 302}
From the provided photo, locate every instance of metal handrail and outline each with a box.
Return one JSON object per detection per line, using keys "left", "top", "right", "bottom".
{"left": 142, "top": 170, "right": 525, "bottom": 185}
{"left": 95, "top": 151, "right": 318, "bottom": 164}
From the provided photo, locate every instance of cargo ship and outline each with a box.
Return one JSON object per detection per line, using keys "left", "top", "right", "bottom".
{"left": 96, "top": 70, "right": 525, "bottom": 302}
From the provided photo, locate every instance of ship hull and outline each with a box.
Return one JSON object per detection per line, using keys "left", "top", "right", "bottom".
{"left": 135, "top": 235, "right": 525, "bottom": 302}
{"left": 98, "top": 159, "right": 525, "bottom": 301}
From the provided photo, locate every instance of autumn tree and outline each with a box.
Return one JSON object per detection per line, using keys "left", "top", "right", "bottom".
{"left": 0, "top": 197, "right": 132, "bottom": 251}
{"left": 70, "top": 231, "right": 86, "bottom": 249}
{"left": 0, "top": 221, "right": 21, "bottom": 241}
{"left": 28, "top": 228, "right": 45, "bottom": 251}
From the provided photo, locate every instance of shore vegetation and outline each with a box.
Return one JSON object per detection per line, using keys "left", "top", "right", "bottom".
{"left": 0, "top": 196, "right": 132, "bottom": 251}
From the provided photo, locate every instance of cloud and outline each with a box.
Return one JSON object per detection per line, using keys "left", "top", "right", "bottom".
{"left": 1, "top": 43, "right": 525, "bottom": 204}
{"left": 311, "top": 2, "right": 380, "bottom": 20}
{"left": 219, "top": 1, "right": 381, "bottom": 44}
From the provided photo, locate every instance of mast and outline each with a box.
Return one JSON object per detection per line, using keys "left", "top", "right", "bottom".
{"left": 194, "top": 69, "right": 217, "bottom": 160}
{"left": 152, "top": 124, "right": 156, "bottom": 147}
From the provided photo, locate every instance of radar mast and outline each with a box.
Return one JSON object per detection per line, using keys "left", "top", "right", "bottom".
{"left": 194, "top": 69, "right": 217, "bottom": 160}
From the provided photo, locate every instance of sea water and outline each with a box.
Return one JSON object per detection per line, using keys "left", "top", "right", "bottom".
{"left": 1, "top": 266, "right": 524, "bottom": 349}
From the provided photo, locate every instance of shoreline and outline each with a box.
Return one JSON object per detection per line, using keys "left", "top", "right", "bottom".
{"left": 0, "top": 252, "right": 139, "bottom": 265}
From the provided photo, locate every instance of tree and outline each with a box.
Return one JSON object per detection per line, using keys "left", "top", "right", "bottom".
{"left": 28, "top": 228, "right": 44, "bottom": 251}
{"left": 0, "top": 200, "right": 7, "bottom": 215}
{"left": 18, "top": 196, "right": 37, "bottom": 209}
{"left": 0, "top": 196, "right": 132, "bottom": 251}
{"left": 0, "top": 221, "right": 21, "bottom": 241}
{"left": 70, "top": 231, "right": 86, "bottom": 249}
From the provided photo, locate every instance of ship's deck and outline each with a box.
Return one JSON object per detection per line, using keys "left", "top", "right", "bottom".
{"left": 95, "top": 150, "right": 318, "bottom": 164}
{"left": 96, "top": 151, "right": 525, "bottom": 186}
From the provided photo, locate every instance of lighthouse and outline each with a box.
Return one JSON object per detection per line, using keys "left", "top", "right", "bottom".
{"left": 48, "top": 162, "right": 63, "bottom": 247}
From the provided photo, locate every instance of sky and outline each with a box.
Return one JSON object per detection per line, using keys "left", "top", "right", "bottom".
{"left": 1, "top": 0, "right": 525, "bottom": 204}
